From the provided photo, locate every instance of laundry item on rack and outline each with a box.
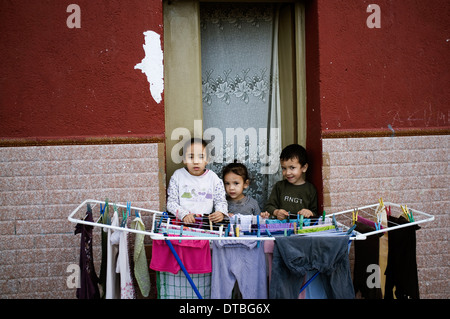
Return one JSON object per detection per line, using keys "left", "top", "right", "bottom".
{"left": 269, "top": 234, "right": 355, "bottom": 299}
{"left": 150, "top": 238, "right": 212, "bottom": 274}
{"left": 384, "top": 215, "right": 420, "bottom": 299}
{"left": 353, "top": 221, "right": 384, "bottom": 299}
{"left": 157, "top": 271, "right": 212, "bottom": 299}
{"left": 130, "top": 216, "right": 151, "bottom": 297}
{"left": 74, "top": 206, "right": 100, "bottom": 299}
{"left": 98, "top": 208, "right": 109, "bottom": 298}
{"left": 211, "top": 240, "right": 267, "bottom": 299}
{"left": 264, "top": 223, "right": 335, "bottom": 284}
{"left": 110, "top": 219, "right": 136, "bottom": 299}
{"left": 106, "top": 210, "right": 120, "bottom": 299}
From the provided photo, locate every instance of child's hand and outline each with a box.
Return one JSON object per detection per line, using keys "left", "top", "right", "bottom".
{"left": 298, "top": 209, "right": 313, "bottom": 218}
{"left": 209, "top": 211, "right": 224, "bottom": 223}
{"left": 260, "top": 211, "right": 270, "bottom": 219}
{"left": 183, "top": 214, "right": 196, "bottom": 224}
{"left": 274, "top": 209, "right": 289, "bottom": 220}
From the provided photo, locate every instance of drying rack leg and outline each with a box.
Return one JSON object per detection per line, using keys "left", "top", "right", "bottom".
{"left": 299, "top": 271, "right": 320, "bottom": 294}
{"left": 163, "top": 237, "right": 203, "bottom": 299}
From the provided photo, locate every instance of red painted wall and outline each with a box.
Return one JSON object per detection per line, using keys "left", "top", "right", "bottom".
{"left": 315, "top": 0, "right": 449, "bottom": 135}
{"left": 0, "top": 0, "right": 164, "bottom": 142}
{"left": 305, "top": 0, "right": 449, "bottom": 212}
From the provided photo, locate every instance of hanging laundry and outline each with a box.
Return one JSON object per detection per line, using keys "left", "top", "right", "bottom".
{"left": 74, "top": 205, "right": 100, "bottom": 299}
{"left": 353, "top": 221, "right": 384, "bottom": 299}
{"left": 130, "top": 216, "right": 151, "bottom": 297}
{"left": 105, "top": 210, "right": 120, "bottom": 299}
{"left": 211, "top": 239, "right": 267, "bottom": 299}
{"left": 98, "top": 204, "right": 109, "bottom": 299}
{"left": 384, "top": 215, "right": 420, "bottom": 299}
{"left": 150, "top": 238, "right": 211, "bottom": 274}
{"left": 112, "top": 222, "right": 136, "bottom": 299}
{"left": 157, "top": 271, "right": 211, "bottom": 299}
{"left": 269, "top": 235, "right": 355, "bottom": 299}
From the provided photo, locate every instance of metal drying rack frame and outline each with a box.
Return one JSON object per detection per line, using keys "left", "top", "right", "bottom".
{"left": 68, "top": 199, "right": 435, "bottom": 241}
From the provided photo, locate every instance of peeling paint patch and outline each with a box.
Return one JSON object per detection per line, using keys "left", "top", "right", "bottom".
{"left": 134, "top": 31, "right": 164, "bottom": 104}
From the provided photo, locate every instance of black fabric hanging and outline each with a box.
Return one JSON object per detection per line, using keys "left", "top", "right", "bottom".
{"left": 353, "top": 221, "right": 384, "bottom": 299}
{"left": 74, "top": 204, "right": 100, "bottom": 299}
{"left": 384, "top": 215, "right": 420, "bottom": 299}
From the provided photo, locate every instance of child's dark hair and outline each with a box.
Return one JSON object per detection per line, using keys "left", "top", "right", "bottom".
{"left": 183, "top": 137, "right": 209, "bottom": 158}
{"left": 279, "top": 144, "right": 308, "bottom": 166}
{"left": 222, "top": 161, "right": 250, "bottom": 182}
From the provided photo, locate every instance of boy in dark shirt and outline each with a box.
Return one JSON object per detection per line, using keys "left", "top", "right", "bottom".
{"left": 265, "top": 144, "right": 318, "bottom": 220}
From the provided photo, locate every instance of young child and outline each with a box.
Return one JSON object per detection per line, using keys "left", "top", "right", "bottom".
{"left": 166, "top": 137, "right": 228, "bottom": 225}
{"left": 265, "top": 143, "right": 318, "bottom": 220}
{"left": 222, "top": 161, "right": 269, "bottom": 218}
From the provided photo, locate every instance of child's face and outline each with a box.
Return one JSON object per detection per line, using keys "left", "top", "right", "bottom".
{"left": 183, "top": 142, "right": 208, "bottom": 176}
{"left": 280, "top": 157, "right": 308, "bottom": 185}
{"left": 223, "top": 172, "right": 249, "bottom": 201}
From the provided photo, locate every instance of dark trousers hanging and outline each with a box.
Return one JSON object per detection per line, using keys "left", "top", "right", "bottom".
{"left": 384, "top": 216, "right": 420, "bottom": 299}
{"left": 353, "top": 221, "right": 383, "bottom": 299}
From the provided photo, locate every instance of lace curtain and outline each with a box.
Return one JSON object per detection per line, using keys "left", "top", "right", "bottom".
{"left": 201, "top": 3, "right": 282, "bottom": 211}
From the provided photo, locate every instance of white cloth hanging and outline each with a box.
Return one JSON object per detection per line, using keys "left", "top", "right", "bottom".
{"left": 106, "top": 211, "right": 120, "bottom": 299}
{"left": 115, "top": 224, "right": 136, "bottom": 299}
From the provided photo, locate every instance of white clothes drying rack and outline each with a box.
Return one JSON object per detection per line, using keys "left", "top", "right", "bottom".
{"left": 67, "top": 199, "right": 435, "bottom": 241}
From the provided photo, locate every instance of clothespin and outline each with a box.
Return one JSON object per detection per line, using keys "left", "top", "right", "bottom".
{"left": 401, "top": 205, "right": 414, "bottom": 222}
{"left": 375, "top": 213, "right": 382, "bottom": 230}
{"left": 126, "top": 201, "right": 131, "bottom": 217}
{"left": 332, "top": 214, "right": 339, "bottom": 231}
{"left": 100, "top": 203, "right": 105, "bottom": 216}
{"left": 225, "top": 223, "right": 230, "bottom": 237}
{"left": 179, "top": 225, "right": 183, "bottom": 243}
{"left": 299, "top": 215, "right": 304, "bottom": 230}
{"left": 379, "top": 197, "right": 385, "bottom": 208}
{"left": 385, "top": 206, "right": 391, "bottom": 217}
{"left": 346, "top": 224, "right": 357, "bottom": 235}
{"left": 257, "top": 215, "right": 261, "bottom": 247}
{"left": 135, "top": 210, "right": 140, "bottom": 218}
{"left": 352, "top": 208, "right": 358, "bottom": 225}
